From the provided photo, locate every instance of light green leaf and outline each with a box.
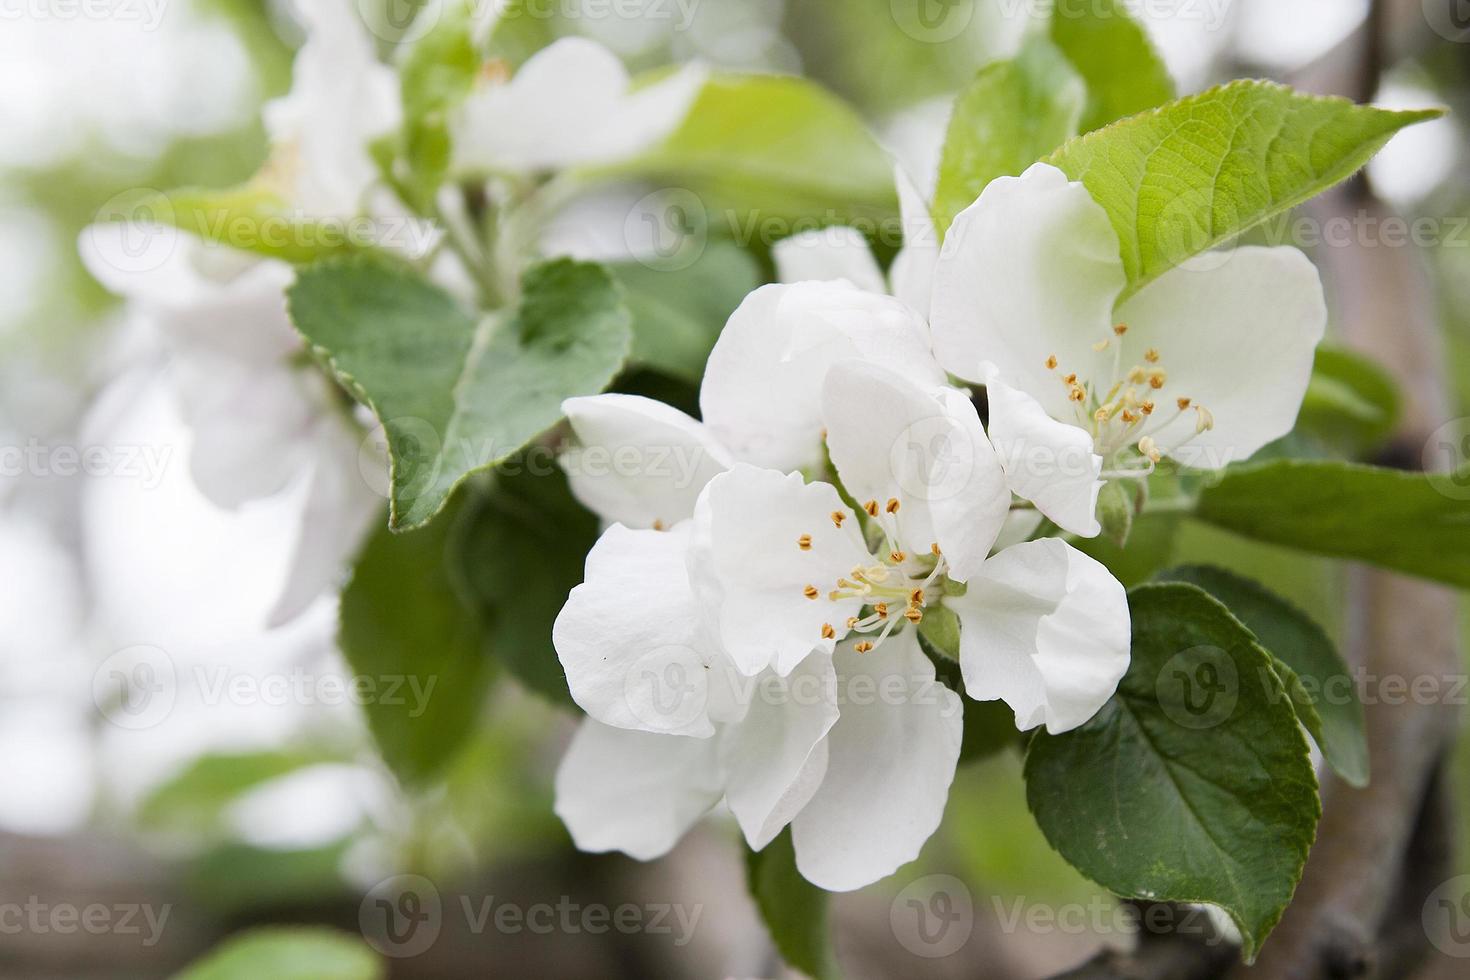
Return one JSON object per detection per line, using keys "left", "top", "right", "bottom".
{"left": 396, "top": 0, "right": 480, "bottom": 210}
{"left": 288, "top": 255, "right": 632, "bottom": 529}
{"left": 450, "top": 464, "right": 598, "bottom": 704}
{"left": 1156, "top": 565, "right": 1368, "bottom": 787}
{"left": 610, "top": 239, "right": 763, "bottom": 383}
{"left": 340, "top": 505, "right": 493, "bottom": 787}
{"left": 1025, "top": 583, "right": 1319, "bottom": 961}
{"left": 173, "top": 928, "right": 382, "bottom": 980}
{"left": 747, "top": 829, "right": 835, "bottom": 980}
{"left": 599, "top": 73, "right": 898, "bottom": 227}
{"left": 1050, "top": 0, "right": 1174, "bottom": 133}
{"left": 931, "top": 35, "right": 1084, "bottom": 236}
{"left": 1194, "top": 459, "right": 1470, "bottom": 589}
{"left": 1046, "top": 81, "right": 1441, "bottom": 296}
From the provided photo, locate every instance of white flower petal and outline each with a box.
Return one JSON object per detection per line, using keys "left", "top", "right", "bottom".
{"left": 560, "top": 394, "right": 732, "bottom": 529}
{"left": 985, "top": 373, "right": 1103, "bottom": 538}
{"left": 554, "top": 720, "right": 722, "bottom": 861}
{"left": 721, "top": 652, "right": 839, "bottom": 850}
{"left": 1115, "top": 246, "right": 1328, "bottom": 469}
{"left": 820, "top": 361, "right": 1007, "bottom": 580}
{"left": 890, "top": 164, "right": 939, "bottom": 318}
{"left": 791, "top": 632, "right": 963, "bottom": 891}
{"left": 948, "top": 538, "right": 1130, "bottom": 735}
{"left": 700, "top": 281, "right": 945, "bottom": 473}
{"left": 773, "top": 226, "right": 886, "bottom": 293}
{"left": 930, "top": 162, "right": 1125, "bottom": 414}
{"left": 689, "top": 465, "right": 870, "bottom": 676}
{"left": 453, "top": 38, "right": 701, "bottom": 174}
{"left": 554, "top": 523, "right": 717, "bottom": 737}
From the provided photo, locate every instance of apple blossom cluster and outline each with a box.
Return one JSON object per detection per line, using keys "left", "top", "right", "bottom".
{"left": 551, "top": 160, "right": 1328, "bottom": 890}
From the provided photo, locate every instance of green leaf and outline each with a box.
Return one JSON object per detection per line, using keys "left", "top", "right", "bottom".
{"left": 1194, "top": 459, "right": 1470, "bottom": 589}
{"left": 187, "top": 840, "right": 355, "bottom": 916}
{"left": 340, "top": 505, "right": 493, "bottom": 786}
{"left": 483, "top": 0, "right": 558, "bottom": 68}
{"left": 397, "top": 0, "right": 480, "bottom": 209}
{"left": 1046, "top": 80, "right": 1441, "bottom": 296}
{"left": 289, "top": 255, "right": 632, "bottom": 529}
{"left": 173, "top": 928, "right": 382, "bottom": 980}
{"left": 931, "top": 35, "right": 1084, "bottom": 237}
{"left": 139, "top": 750, "right": 331, "bottom": 837}
{"left": 1156, "top": 565, "right": 1368, "bottom": 787}
{"left": 1025, "top": 583, "right": 1319, "bottom": 961}
{"left": 116, "top": 185, "right": 367, "bottom": 265}
{"left": 746, "top": 829, "right": 836, "bottom": 979}
{"left": 1096, "top": 479, "right": 1135, "bottom": 548}
{"left": 1296, "top": 346, "right": 1401, "bottom": 456}
{"left": 450, "top": 464, "right": 598, "bottom": 704}
{"left": 600, "top": 73, "right": 898, "bottom": 227}
{"left": 1049, "top": 0, "right": 1174, "bottom": 133}
{"left": 610, "top": 239, "right": 763, "bottom": 383}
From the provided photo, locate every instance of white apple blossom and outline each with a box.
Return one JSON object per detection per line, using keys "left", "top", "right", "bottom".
{"left": 559, "top": 278, "right": 945, "bottom": 529}
{"left": 451, "top": 37, "right": 706, "bottom": 176}
{"left": 928, "top": 162, "right": 1328, "bottom": 537}
{"left": 552, "top": 521, "right": 963, "bottom": 890}
{"left": 78, "top": 227, "right": 381, "bottom": 625}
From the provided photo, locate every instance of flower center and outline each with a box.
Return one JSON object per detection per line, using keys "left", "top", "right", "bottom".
{"left": 798, "top": 498, "right": 948, "bottom": 653}
{"left": 1046, "top": 323, "right": 1215, "bottom": 477}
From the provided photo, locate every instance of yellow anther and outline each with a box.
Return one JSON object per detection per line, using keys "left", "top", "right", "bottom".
{"left": 797, "top": 533, "right": 812, "bottom": 551}
{"left": 803, "top": 585, "right": 818, "bottom": 600}
{"left": 1176, "top": 397, "right": 1192, "bottom": 411}
{"left": 846, "top": 617, "right": 859, "bottom": 629}
{"left": 875, "top": 603, "right": 889, "bottom": 619}
{"left": 820, "top": 623, "right": 835, "bottom": 640}
{"left": 1140, "top": 400, "right": 1155, "bottom": 415}
{"left": 904, "top": 607, "right": 923, "bottom": 624}
{"left": 652, "top": 519, "right": 665, "bottom": 531}
{"left": 885, "top": 498, "right": 901, "bottom": 514}
{"left": 863, "top": 499, "right": 880, "bottom": 517}
{"left": 1113, "top": 323, "right": 1129, "bottom": 336}
{"left": 909, "top": 588, "right": 925, "bottom": 605}
{"left": 889, "top": 551, "right": 906, "bottom": 563}
{"left": 1138, "top": 436, "right": 1162, "bottom": 463}
{"left": 1127, "top": 366, "right": 1146, "bottom": 384}
{"left": 1068, "top": 386, "right": 1087, "bottom": 403}
{"left": 1195, "top": 405, "right": 1215, "bottom": 433}
{"left": 930, "top": 542, "right": 942, "bottom": 556}
{"left": 831, "top": 511, "right": 846, "bottom": 528}
{"left": 1144, "top": 348, "right": 1160, "bottom": 363}
{"left": 828, "top": 591, "right": 843, "bottom": 601}
{"left": 1092, "top": 338, "right": 1111, "bottom": 352}
{"left": 1046, "top": 354, "right": 1059, "bottom": 370}
{"left": 1093, "top": 408, "right": 1111, "bottom": 423}
{"left": 1121, "top": 409, "right": 1139, "bottom": 424}
{"left": 854, "top": 641, "right": 874, "bottom": 653}
{"left": 1147, "top": 369, "right": 1167, "bottom": 390}
{"left": 1062, "top": 373, "right": 1078, "bottom": 386}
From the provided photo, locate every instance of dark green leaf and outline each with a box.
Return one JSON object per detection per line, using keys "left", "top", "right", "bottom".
{"left": 747, "top": 828, "right": 835, "bottom": 979}
{"left": 289, "top": 255, "right": 632, "bottom": 529}
{"left": 1156, "top": 565, "right": 1368, "bottom": 787}
{"left": 1193, "top": 459, "right": 1470, "bottom": 589}
{"left": 610, "top": 239, "right": 763, "bottom": 383}
{"left": 1025, "top": 583, "right": 1320, "bottom": 961}
{"left": 931, "top": 35, "right": 1083, "bottom": 237}
{"left": 340, "top": 504, "right": 493, "bottom": 786}
{"left": 1296, "top": 346, "right": 1401, "bottom": 457}
{"left": 450, "top": 464, "right": 598, "bottom": 704}
{"left": 1050, "top": 0, "right": 1174, "bottom": 133}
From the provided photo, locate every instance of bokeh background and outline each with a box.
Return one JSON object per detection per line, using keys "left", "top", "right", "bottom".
{"left": 2, "top": 0, "right": 1467, "bottom": 976}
